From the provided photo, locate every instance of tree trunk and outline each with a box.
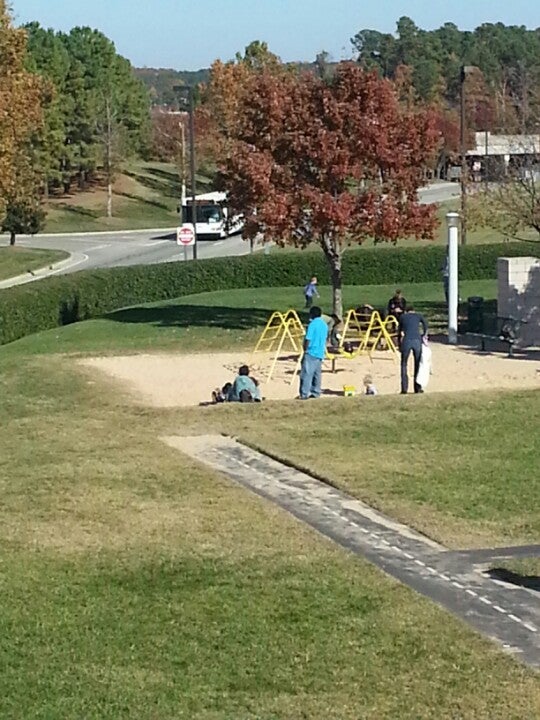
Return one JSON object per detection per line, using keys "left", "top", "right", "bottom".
{"left": 330, "top": 257, "right": 343, "bottom": 318}
{"left": 321, "top": 234, "right": 343, "bottom": 318}
{"left": 107, "top": 181, "right": 113, "bottom": 218}
{"left": 105, "top": 97, "right": 114, "bottom": 218}
{"left": 10, "top": 231, "right": 16, "bottom": 246}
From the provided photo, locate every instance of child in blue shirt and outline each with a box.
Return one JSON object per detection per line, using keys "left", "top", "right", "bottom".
{"left": 303, "top": 276, "right": 319, "bottom": 308}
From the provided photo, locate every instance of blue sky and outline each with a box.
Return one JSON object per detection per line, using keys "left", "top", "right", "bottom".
{"left": 11, "top": 0, "right": 540, "bottom": 70}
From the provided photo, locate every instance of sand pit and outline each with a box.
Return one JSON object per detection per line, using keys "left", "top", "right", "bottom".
{"left": 80, "top": 343, "right": 540, "bottom": 408}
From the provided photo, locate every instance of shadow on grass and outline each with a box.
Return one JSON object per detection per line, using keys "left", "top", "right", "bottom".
{"left": 57, "top": 204, "right": 100, "bottom": 219}
{"left": 106, "top": 304, "right": 275, "bottom": 331}
{"left": 116, "top": 190, "right": 172, "bottom": 211}
{"left": 487, "top": 567, "right": 540, "bottom": 592}
{"left": 124, "top": 170, "right": 180, "bottom": 199}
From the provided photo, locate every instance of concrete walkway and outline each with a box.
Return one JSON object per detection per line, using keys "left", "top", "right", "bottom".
{"left": 164, "top": 434, "right": 540, "bottom": 669}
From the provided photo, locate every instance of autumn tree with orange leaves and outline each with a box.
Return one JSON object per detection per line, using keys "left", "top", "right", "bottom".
{"left": 220, "top": 63, "right": 440, "bottom": 316}
{"left": 0, "top": 1, "right": 44, "bottom": 238}
{"left": 199, "top": 41, "right": 286, "bottom": 165}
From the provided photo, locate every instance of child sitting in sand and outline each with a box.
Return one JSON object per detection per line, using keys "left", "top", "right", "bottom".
{"left": 363, "top": 374, "right": 378, "bottom": 396}
{"left": 212, "top": 382, "right": 232, "bottom": 404}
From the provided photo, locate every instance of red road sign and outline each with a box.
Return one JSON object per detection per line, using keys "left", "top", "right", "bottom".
{"left": 177, "top": 225, "right": 195, "bottom": 246}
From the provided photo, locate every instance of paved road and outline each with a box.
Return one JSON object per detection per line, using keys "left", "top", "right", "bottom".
{"left": 0, "top": 182, "right": 460, "bottom": 288}
{"left": 0, "top": 229, "right": 255, "bottom": 289}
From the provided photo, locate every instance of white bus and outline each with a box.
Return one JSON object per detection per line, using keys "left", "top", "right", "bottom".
{"left": 180, "top": 191, "right": 243, "bottom": 240}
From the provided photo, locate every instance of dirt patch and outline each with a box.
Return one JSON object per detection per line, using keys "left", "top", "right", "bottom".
{"left": 80, "top": 344, "right": 540, "bottom": 408}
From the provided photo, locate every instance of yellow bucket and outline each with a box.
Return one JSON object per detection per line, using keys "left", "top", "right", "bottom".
{"left": 343, "top": 385, "right": 356, "bottom": 397}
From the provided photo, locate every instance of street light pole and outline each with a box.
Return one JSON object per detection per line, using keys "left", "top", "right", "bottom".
{"left": 459, "top": 65, "right": 478, "bottom": 247}
{"left": 188, "top": 86, "right": 198, "bottom": 260}
{"left": 460, "top": 66, "right": 468, "bottom": 247}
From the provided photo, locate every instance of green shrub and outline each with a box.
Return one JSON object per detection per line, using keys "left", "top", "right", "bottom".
{"left": 0, "top": 242, "right": 537, "bottom": 346}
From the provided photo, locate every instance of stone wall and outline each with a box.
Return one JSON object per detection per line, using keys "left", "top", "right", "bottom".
{"left": 498, "top": 256, "right": 540, "bottom": 347}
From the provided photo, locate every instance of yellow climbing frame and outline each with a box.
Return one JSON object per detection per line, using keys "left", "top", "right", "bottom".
{"left": 291, "top": 309, "right": 399, "bottom": 383}
{"left": 251, "top": 309, "right": 305, "bottom": 382}
{"left": 326, "top": 309, "right": 397, "bottom": 359}
{"left": 359, "top": 311, "right": 399, "bottom": 359}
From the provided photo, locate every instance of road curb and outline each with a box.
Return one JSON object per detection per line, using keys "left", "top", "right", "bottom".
{"left": 0, "top": 252, "right": 78, "bottom": 290}
{"left": 13, "top": 227, "right": 178, "bottom": 240}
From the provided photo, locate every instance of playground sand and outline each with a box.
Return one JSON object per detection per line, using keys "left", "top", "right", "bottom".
{"left": 81, "top": 343, "right": 540, "bottom": 408}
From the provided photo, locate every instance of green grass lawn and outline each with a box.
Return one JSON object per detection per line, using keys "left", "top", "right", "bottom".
{"left": 0, "top": 352, "right": 539, "bottom": 718}
{"left": 43, "top": 161, "right": 213, "bottom": 234}
{"left": 0, "top": 246, "right": 68, "bottom": 281}
{"left": 183, "top": 391, "right": 538, "bottom": 550}
{"left": 0, "top": 280, "right": 496, "bottom": 358}
{"left": 496, "top": 559, "right": 540, "bottom": 577}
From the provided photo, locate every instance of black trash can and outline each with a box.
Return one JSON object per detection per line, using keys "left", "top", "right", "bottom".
{"left": 467, "top": 296, "right": 484, "bottom": 333}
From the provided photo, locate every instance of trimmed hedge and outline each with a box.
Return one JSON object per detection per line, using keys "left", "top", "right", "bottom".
{"left": 0, "top": 242, "right": 537, "bottom": 346}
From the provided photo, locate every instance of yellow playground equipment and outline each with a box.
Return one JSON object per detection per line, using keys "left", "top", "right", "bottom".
{"left": 251, "top": 309, "right": 305, "bottom": 382}
{"left": 326, "top": 309, "right": 398, "bottom": 366}
{"left": 291, "top": 308, "right": 399, "bottom": 384}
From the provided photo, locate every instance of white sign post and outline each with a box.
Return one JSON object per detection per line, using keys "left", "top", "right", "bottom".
{"left": 176, "top": 224, "right": 195, "bottom": 261}
{"left": 446, "top": 212, "right": 460, "bottom": 345}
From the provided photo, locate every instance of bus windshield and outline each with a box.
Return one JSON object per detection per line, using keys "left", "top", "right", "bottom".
{"left": 182, "top": 203, "right": 224, "bottom": 225}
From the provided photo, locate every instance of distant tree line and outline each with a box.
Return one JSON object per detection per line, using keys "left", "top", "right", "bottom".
{"left": 25, "top": 23, "right": 150, "bottom": 202}
{"left": 134, "top": 67, "right": 210, "bottom": 107}
{"left": 352, "top": 17, "right": 540, "bottom": 132}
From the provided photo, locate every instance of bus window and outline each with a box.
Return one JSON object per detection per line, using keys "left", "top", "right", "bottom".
{"left": 182, "top": 203, "right": 224, "bottom": 225}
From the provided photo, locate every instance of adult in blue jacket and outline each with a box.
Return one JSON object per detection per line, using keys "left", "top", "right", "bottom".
{"left": 398, "top": 306, "right": 428, "bottom": 394}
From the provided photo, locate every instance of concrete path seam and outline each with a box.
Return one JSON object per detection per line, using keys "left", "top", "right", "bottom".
{"left": 219, "top": 448, "right": 538, "bottom": 635}
{"left": 162, "top": 435, "right": 539, "bottom": 667}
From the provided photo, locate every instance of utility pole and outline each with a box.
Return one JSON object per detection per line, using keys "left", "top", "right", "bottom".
{"left": 173, "top": 84, "right": 198, "bottom": 260}
{"left": 188, "top": 86, "right": 198, "bottom": 260}
{"left": 460, "top": 66, "right": 468, "bottom": 246}
{"left": 459, "top": 65, "right": 478, "bottom": 246}
{"left": 484, "top": 129, "right": 489, "bottom": 191}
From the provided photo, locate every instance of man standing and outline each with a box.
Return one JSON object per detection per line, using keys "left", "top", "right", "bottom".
{"left": 441, "top": 253, "right": 449, "bottom": 305}
{"left": 398, "top": 306, "right": 428, "bottom": 394}
{"left": 299, "top": 306, "right": 328, "bottom": 399}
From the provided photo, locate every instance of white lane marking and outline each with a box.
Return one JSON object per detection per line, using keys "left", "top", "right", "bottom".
{"left": 493, "top": 605, "right": 508, "bottom": 614}
{"left": 479, "top": 596, "right": 493, "bottom": 606}
{"left": 451, "top": 581, "right": 464, "bottom": 589}
{"left": 414, "top": 559, "right": 426, "bottom": 567}
{"left": 142, "top": 240, "right": 170, "bottom": 247}
{"left": 465, "top": 589, "right": 478, "bottom": 597}
{"left": 28, "top": 226, "right": 177, "bottom": 239}
{"left": 87, "top": 244, "right": 110, "bottom": 251}
{"left": 508, "top": 614, "right": 523, "bottom": 624}
{"left": 523, "top": 623, "right": 538, "bottom": 633}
